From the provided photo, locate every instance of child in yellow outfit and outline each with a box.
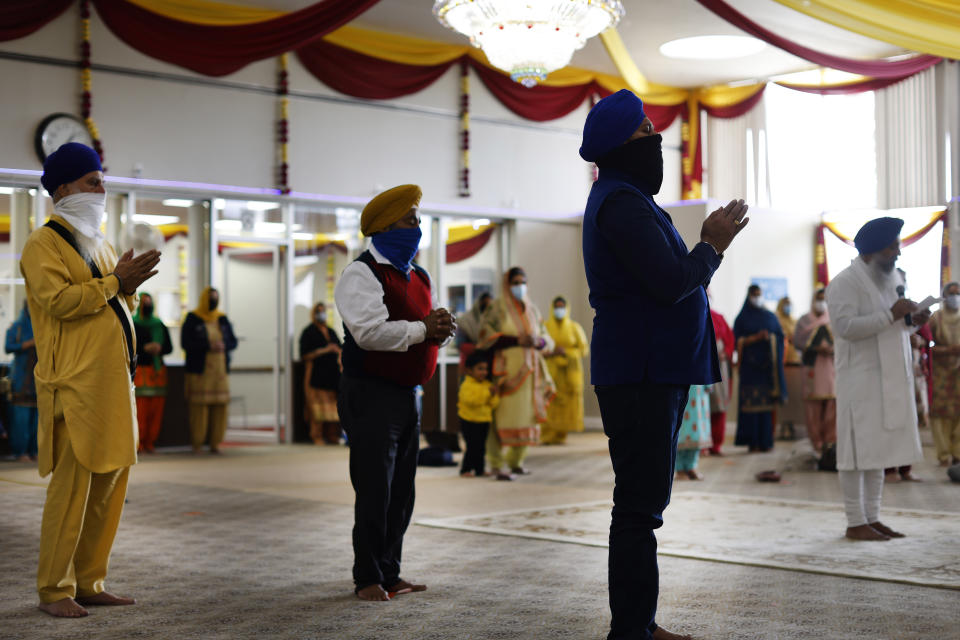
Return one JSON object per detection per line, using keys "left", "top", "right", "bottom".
{"left": 458, "top": 351, "right": 500, "bottom": 477}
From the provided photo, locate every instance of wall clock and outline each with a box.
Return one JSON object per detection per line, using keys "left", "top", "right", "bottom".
{"left": 34, "top": 113, "right": 93, "bottom": 162}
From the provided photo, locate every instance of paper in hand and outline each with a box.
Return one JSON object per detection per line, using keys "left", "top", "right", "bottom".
{"left": 915, "top": 295, "right": 942, "bottom": 313}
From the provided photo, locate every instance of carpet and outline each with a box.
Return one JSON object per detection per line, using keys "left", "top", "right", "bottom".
{"left": 417, "top": 490, "right": 960, "bottom": 590}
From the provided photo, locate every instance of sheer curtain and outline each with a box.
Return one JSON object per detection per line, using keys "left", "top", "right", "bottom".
{"left": 876, "top": 66, "right": 940, "bottom": 208}
{"left": 764, "top": 83, "right": 877, "bottom": 212}
{"left": 705, "top": 97, "right": 769, "bottom": 205}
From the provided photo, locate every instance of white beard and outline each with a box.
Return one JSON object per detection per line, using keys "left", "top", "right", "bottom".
{"left": 74, "top": 232, "right": 106, "bottom": 264}
{"left": 866, "top": 258, "right": 898, "bottom": 291}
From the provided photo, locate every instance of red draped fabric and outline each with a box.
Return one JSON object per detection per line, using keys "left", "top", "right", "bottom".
{"left": 297, "top": 42, "right": 457, "bottom": 100}
{"left": 777, "top": 76, "right": 911, "bottom": 95}
{"left": 695, "top": 0, "right": 941, "bottom": 78}
{"left": 447, "top": 227, "right": 494, "bottom": 264}
{"left": 467, "top": 60, "right": 599, "bottom": 122}
{"left": 701, "top": 86, "right": 766, "bottom": 118}
{"left": 0, "top": 0, "right": 74, "bottom": 41}
{"left": 91, "top": 0, "right": 382, "bottom": 76}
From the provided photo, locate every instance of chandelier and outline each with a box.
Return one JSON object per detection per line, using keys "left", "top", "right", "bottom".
{"left": 434, "top": 0, "right": 624, "bottom": 88}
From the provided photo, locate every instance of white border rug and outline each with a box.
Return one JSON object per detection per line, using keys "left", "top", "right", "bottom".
{"left": 417, "top": 491, "right": 960, "bottom": 590}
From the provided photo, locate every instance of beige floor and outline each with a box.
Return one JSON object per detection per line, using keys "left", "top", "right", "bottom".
{"left": 0, "top": 430, "right": 957, "bottom": 640}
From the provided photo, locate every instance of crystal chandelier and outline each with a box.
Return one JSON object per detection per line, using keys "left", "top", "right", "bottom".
{"left": 434, "top": 0, "right": 624, "bottom": 88}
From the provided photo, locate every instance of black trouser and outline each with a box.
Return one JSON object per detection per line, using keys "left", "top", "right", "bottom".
{"left": 595, "top": 382, "right": 690, "bottom": 640}
{"left": 459, "top": 418, "right": 490, "bottom": 475}
{"left": 338, "top": 375, "right": 421, "bottom": 590}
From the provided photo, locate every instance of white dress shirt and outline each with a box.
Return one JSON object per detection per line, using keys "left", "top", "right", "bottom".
{"left": 335, "top": 244, "right": 449, "bottom": 352}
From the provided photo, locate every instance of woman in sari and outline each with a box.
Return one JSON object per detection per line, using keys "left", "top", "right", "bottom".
{"left": 478, "top": 267, "right": 555, "bottom": 480}
{"left": 542, "top": 296, "right": 589, "bottom": 445}
{"left": 776, "top": 296, "right": 801, "bottom": 365}
{"left": 734, "top": 285, "right": 787, "bottom": 452}
{"left": 299, "top": 302, "right": 342, "bottom": 445}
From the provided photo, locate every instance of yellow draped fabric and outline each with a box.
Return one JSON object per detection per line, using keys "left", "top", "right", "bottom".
{"left": 822, "top": 209, "right": 947, "bottom": 245}
{"left": 126, "top": 0, "right": 283, "bottom": 25}
{"left": 770, "top": 0, "right": 960, "bottom": 60}
{"left": 542, "top": 316, "right": 589, "bottom": 443}
{"left": 192, "top": 285, "right": 225, "bottom": 324}
{"left": 20, "top": 216, "right": 139, "bottom": 476}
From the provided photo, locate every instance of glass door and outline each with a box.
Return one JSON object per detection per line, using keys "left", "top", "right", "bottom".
{"left": 219, "top": 243, "right": 285, "bottom": 443}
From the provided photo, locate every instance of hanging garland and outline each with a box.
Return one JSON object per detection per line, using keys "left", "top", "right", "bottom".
{"left": 79, "top": 0, "right": 105, "bottom": 165}
{"left": 458, "top": 59, "right": 470, "bottom": 198}
{"left": 941, "top": 221, "right": 951, "bottom": 288}
{"left": 276, "top": 53, "right": 290, "bottom": 194}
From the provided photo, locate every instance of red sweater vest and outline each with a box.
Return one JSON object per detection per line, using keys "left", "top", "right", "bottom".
{"left": 341, "top": 253, "right": 439, "bottom": 387}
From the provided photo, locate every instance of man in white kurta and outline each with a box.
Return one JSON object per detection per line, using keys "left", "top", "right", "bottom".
{"left": 826, "top": 217, "right": 929, "bottom": 541}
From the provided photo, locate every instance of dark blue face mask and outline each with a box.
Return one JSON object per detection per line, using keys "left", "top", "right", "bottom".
{"left": 372, "top": 226, "right": 422, "bottom": 278}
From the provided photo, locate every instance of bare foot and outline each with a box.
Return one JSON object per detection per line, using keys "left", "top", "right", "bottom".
{"left": 845, "top": 524, "right": 890, "bottom": 541}
{"left": 652, "top": 626, "right": 694, "bottom": 640}
{"left": 355, "top": 584, "right": 389, "bottom": 601}
{"left": 884, "top": 473, "right": 901, "bottom": 483}
{"left": 38, "top": 598, "right": 89, "bottom": 618}
{"left": 686, "top": 470, "right": 704, "bottom": 481}
{"left": 386, "top": 579, "right": 426, "bottom": 596}
{"left": 460, "top": 471, "right": 474, "bottom": 478}
{"left": 939, "top": 460, "right": 951, "bottom": 467}
{"left": 75, "top": 591, "right": 136, "bottom": 606}
{"left": 900, "top": 472, "right": 923, "bottom": 482}
{"left": 868, "top": 521, "right": 905, "bottom": 538}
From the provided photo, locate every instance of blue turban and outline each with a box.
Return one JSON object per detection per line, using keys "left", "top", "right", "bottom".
{"left": 853, "top": 217, "right": 904, "bottom": 255}
{"left": 579, "top": 89, "right": 646, "bottom": 162}
{"left": 41, "top": 142, "right": 102, "bottom": 194}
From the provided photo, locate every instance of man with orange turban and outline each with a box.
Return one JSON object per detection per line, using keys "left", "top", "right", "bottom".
{"left": 335, "top": 185, "right": 456, "bottom": 601}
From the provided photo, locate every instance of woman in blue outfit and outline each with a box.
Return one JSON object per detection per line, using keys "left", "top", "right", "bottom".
{"left": 733, "top": 284, "right": 787, "bottom": 452}
{"left": 5, "top": 303, "right": 38, "bottom": 461}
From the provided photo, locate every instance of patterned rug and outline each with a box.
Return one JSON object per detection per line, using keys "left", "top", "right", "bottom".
{"left": 417, "top": 491, "right": 960, "bottom": 590}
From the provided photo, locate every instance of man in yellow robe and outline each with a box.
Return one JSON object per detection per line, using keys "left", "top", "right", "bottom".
{"left": 543, "top": 296, "right": 589, "bottom": 444}
{"left": 21, "top": 143, "right": 160, "bottom": 618}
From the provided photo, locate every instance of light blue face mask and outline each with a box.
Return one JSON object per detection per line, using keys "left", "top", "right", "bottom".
{"left": 510, "top": 284, "right": 527, "bottom": 300}
{"left": 553, "top": 307, "right": 567, "bottom": 321}
{"left": 749, "top": 296, "right": 763, "bottom": 308}
{"left": 945, "top": 295, "right": 960, "bottom": 311}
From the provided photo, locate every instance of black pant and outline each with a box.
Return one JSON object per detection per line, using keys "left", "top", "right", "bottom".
{"left": 338, "top": 375, "right": 421, "bottom": 590}
{"left": 459, "top": 419, "right": 489, "bottom": 475}
{"left": 595, "top": 382, "right": 690, "bottom": 640}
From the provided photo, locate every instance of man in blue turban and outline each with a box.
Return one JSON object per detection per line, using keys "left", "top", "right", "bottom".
{"left": 581, "top": 89, "right": 751, "bottom": 640}
{"left": 23, "top": 143, "right": 162, "bottom": 618}
{"left": 826, "top": 216, "right": 932, "bottom": 543}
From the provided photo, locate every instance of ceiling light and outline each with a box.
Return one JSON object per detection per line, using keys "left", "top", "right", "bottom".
{"left": 162, "top": 198, "right": 194, "bottom": 207}
{"left": 132, "top": 214, "right": 180, "bottom": 226}
{"left": 659, "top": 35, "right": 766, "bottom": 60}
{"left": 434, "top": 0, "right": 624, "bottom": 87}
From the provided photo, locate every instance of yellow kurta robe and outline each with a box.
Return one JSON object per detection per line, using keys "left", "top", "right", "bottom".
{"left": 20, "top": 215, "right": 139, "bottom": 476}
{"left": 543, "top": 316, "right": 589, "bottom": 440}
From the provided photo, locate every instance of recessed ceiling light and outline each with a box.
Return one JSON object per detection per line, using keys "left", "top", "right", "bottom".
{"left": 660, "top": 35, "right": 766, "bottom": 60}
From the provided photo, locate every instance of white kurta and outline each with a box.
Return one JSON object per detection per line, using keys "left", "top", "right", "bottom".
{"left": 826, "top": 257, "right": 923, "bottom": 471}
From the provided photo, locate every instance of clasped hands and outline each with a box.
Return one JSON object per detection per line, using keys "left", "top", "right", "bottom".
{"left": 423, "top": 308, "right": 456, "bottom": 341}
{"left": 114, "top": 249, "right": 161, "bottom": 296}
{"left": 700, "top": 199, "right": 750, "bottom": 255}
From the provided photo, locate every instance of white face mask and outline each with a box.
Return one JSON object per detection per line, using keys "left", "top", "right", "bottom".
{"left": 510, "top": 284, "right": 527, "bottom": 300}
{"left": 316, "top": 312, "right": 327, "bottom": 323}
{"left": 945, "top": 295, "right": 960, "bottom": 311}
{"left": 553, "top": 307, "right": 567, "bottom": 321}
{"left": 749, "top": 296, "right": 763, "bottom": 308}
{"left": 813, "top": 301, "right": 827, "bottom": 314}
{"left": 54, "top": 191, "right": 106, "bottom": 240}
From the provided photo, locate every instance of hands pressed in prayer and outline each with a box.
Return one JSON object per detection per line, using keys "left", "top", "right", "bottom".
{"left": 113, "top": 249, "right": 161, "bottom": 295}
{"left": 518, "top": 334, "right": 536, "bottom": 348}
{"left": 700, "top": 199, "right": 750, "bottom": 254}
{"left": 210, "top": 340, "right": 226, "bottom": 353}
{"left": 424, "top": 308, "right": 456, "bottom": 341}
{"left": 144, "top": 342, "right": 163, "bottom": 356}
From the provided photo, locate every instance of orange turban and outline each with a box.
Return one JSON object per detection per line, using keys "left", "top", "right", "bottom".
{"left": 360, "top": 184, "right": 422, "bottom": 236}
